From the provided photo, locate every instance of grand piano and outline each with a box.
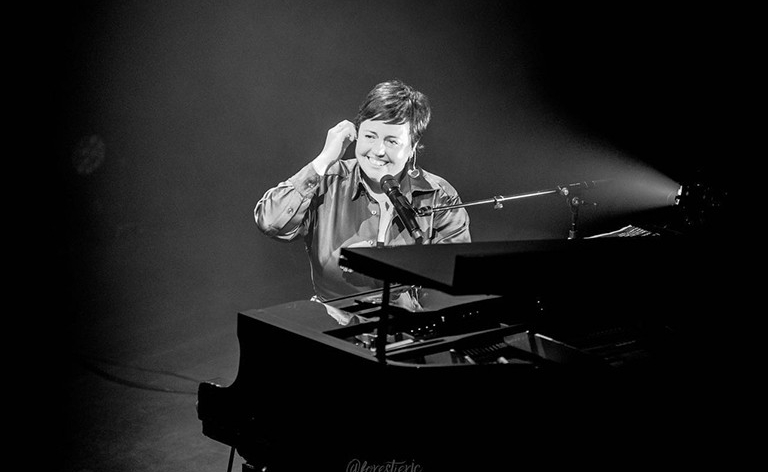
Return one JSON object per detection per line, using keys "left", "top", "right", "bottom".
{"left": 197, "top": 222, "right": 740, "bottom": 470}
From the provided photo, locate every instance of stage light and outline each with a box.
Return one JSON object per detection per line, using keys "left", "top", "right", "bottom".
{"left": 626, "top": 169, "right": 682, "bottom": 211}
{"left": 671, "top": 184, "right": 683, "bottom": 206}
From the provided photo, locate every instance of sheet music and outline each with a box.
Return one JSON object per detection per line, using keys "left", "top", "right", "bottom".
{"left": 585, "top": 224, "right": 659, "bottom": 239}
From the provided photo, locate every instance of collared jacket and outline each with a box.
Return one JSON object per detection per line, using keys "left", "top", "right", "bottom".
{"left": 255, "top": 159, "right": 471, "bottom": 300}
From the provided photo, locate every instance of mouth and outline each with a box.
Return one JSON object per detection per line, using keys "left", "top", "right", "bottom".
{"left": 367, "top": 156, "right": 390, "bottom": 168}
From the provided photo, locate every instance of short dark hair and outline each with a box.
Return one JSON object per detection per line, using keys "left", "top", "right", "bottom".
{"left": 354, "top": 80, "right": 431, "bottom": 151}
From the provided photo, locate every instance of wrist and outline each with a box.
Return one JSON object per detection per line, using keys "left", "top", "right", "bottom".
{"left": 311, "top": 152, "right": 335, "bottom": 176}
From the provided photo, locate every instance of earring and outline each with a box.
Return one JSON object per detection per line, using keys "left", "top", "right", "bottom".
{"left": 407, "top": 154, "right": 420, "bottom": 178}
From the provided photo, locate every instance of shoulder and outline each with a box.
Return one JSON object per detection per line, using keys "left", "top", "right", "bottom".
{"left": 325, "top": 159, "right": 357, "bottom": 178}
{"left": 313, "top": 159, "right": 360, "bottom": 197}
{"left": 418, "top": 169, "right": 461, "bottom": 197}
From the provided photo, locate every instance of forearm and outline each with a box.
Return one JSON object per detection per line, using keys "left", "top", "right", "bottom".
{"left": 432, "top": 208, "right": 471, "bottom": 244}
{"left": 430, "top": 194, "right": 471, "bottom": 244}
{"left": 254, "top": 163, "right": 322, "bottom": 240}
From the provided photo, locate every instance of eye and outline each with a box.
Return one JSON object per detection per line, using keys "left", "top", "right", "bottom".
{"left": 386, "top": 139, "right": 399, "bottom": 146}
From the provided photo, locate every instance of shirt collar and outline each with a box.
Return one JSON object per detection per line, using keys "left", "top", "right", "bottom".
{"left": 351, "top": 164, "right": 368, "bottom": 201}
{"left": 351, "top": 163, "right": 437, "bottom": 201}
{"left": 407, "top": 168, "right": 438, "bottom": 194}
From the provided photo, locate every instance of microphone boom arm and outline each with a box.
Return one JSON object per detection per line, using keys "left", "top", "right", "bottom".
{"left": 415, "top": 180, "right": 611, "bottom": 217}
{"left": 415, "top": 188, "right": 559, "bottom": 216}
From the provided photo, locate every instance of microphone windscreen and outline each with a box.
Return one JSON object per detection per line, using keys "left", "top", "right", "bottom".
{"left": 380, "top": 174, "right": 397, "bottom": 192}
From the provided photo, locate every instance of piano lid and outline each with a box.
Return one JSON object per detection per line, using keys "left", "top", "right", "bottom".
{"left": 340, "top": 237, "right": 696, "bottom": 296}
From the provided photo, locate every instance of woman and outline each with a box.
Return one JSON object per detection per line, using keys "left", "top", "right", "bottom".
{"left": 255, "top": 80, "right": 470, "bottom": 301}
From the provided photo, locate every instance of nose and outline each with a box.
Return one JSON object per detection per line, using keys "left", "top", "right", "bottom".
{"left": 372, "top": 140, "right": 386, "bottom": 156}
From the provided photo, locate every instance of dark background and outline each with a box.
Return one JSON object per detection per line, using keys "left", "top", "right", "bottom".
{"left": 19, "top": 1, "right": 747, "bottom": 469}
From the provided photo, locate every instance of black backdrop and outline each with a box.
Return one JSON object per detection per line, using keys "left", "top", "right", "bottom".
{"left": 32, "top": 0, "right": 743, "bottom": 370}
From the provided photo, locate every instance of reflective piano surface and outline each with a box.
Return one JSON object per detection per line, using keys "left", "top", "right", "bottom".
{"left": 197, "top": 236, "right": 740, "bottom": 470}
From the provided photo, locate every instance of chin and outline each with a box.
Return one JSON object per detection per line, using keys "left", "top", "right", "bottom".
{"left": 364, "top": 165, "right": 387, "bottom": 177}
{"left": 357, "top": 156, "right": 405, "bottom": 184}
{"left": 366, "top": 167, "right": 404, "bottom": 184}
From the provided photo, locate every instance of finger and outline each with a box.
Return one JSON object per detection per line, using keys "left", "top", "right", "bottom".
{"left": 330, "top": 121, "right": 356, "bottom": 143}
{"left": 342, "top": 121, "right": 357, "bottom": 141}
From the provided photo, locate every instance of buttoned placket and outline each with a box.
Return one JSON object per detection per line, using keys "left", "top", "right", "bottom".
{"left": 359, "top": 185, "right": 394, "bottom": 246}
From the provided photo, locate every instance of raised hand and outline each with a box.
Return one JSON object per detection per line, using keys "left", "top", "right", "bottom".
{"left": 312, "top": 120, "right": 357, "bottom": 175}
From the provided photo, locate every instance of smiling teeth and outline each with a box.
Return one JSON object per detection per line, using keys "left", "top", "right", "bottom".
{"left": 369, "top": 158, "right": 388, "bottom": 167}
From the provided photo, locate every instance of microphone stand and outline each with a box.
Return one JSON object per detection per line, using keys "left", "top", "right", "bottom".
{"left": 415, "top": 179, "right": 609, "bottom": 240}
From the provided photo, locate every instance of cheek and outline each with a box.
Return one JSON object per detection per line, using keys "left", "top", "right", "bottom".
{"left": 354, "top": 140, "right": 370, "bottom": 158}
{"left": 391, "top": 148, "right": 410, "bottom": 165}
{"left": 387, "top": 157, "right": 408, "bottom": 175}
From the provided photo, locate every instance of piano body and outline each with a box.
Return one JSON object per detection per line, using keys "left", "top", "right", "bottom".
{"left": 197, "top": 236, "right": 737, "bottom": 470}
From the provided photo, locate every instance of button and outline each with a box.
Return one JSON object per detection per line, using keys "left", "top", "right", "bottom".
{"left": 368, "top": 240, "right": 375, "bottom": 246}
{"left": 371, "top": 210, "right": 378, "bottom": 215}
{"left": 286, "top": 208, "right": 294, "bottom": 214}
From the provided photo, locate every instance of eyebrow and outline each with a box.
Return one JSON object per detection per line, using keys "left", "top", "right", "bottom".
{"left": 361, "top": 129, "right": 402, "bottom": 140}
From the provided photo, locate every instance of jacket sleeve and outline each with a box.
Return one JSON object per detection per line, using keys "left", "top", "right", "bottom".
{"left": 430, "top": 193, "right": 471, "bottom": 244}
{"left": 254, "top": 163, "right": 322, "bottom": 241}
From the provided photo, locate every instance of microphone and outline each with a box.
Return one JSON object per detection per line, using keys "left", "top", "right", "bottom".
{"left": 379, "top": 174, "right": 423, "bottom": 241}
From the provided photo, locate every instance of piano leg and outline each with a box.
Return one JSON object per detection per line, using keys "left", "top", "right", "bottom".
{"left": 375, "top": 280, "right": 391, "bottom": 363}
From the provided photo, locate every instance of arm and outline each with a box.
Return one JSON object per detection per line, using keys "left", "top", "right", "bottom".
{"left": 254, "top": 163, "right": 320, "bottom": 241}
{"left": 254, "top": 120, "right": 358, "bottom": 241}
{"left": 431, "top": 201, "right": 471, "bottom": 244}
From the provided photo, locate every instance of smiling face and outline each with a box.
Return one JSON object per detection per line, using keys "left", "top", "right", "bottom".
{"left": 355, "top": 119, "right": 414, "bottom": 192}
